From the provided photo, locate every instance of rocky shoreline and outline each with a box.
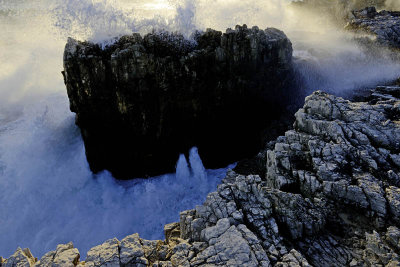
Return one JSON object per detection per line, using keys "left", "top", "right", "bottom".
{"left": 346, "top": 6, "right": 400, "bottom": 49}
{"left": 4, "top": 2, "right": 400, "bottom": 266}
{"left": 3, "top": 85, "right": 400, "bottom": 266}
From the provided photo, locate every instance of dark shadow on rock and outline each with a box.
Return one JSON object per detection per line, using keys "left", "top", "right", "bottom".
{"left": 63, "top": 25, "right": 300, "bottom": 179}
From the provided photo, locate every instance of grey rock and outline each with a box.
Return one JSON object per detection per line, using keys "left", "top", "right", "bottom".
{"left": 170, "top": 242, "right": 190, "bottom": 267}
{"left": 52, "top": 248, "right": 79, "bottom": 267}
{"left": 386, "top": 186, "right": 400, "bottom": 223}
{"left": 33, "top": 251, "right": 56, "bottom": 267}
{"left": 4, "top": 248, "right": 36, "bottom": 267}
{"left": 275, "top": 249, "right": 311, "bottom": 267}
{"left": 386, "top": 226, "right": 400, "bottom": 248}
{"left": 266, "top": 189, "right": 326, "bottom": 239}
{"left": 85, "top": 238, "right": 120, "bottom": 267}
{"left": 346, "top": 7, "right": 400, "bottom": 49}
{"left": 201, "top": 218, "right": 230, "bottom": 242}
{"left": 362, "top": 230, "right": 400, "bottom": 265}
{"left": 193, "top": 225, "right": 268, "bottom": 266}
{"left": 119, "top": 234, "right": 147, "bottom": 267}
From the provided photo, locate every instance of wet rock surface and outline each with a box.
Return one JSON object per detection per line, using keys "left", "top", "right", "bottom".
{"left": 346, "top": 6, "right": 400, "bottom": 49}
{"left": 4, "top": 86, "right": 400, "bottom": 266}
{"left": 62, "top": 25, "right": 294, "bottom": 179}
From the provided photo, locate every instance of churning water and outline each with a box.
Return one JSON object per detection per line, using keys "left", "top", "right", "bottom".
{"left": 0, "top": 0, "right": 400, "bottom": 259}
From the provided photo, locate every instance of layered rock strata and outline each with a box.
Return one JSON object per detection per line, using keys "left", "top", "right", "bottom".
{"left": 4, "top": 86, "right": 400, "bottom": 266}
{"left": 62, "top": 25, "right": 294, "bottom": 179}
{"left": 346, "top": 6, "right": 400, "bottom": 49}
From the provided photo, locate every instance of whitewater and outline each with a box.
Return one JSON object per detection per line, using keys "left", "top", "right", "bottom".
{"left": 1, "top": 0, "right": 400, "bottom": 259}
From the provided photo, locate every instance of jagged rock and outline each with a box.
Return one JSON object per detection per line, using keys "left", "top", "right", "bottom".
{"left": 85, "top": 238, "right": 120, "bottom": 266}
{"left": 52, "top": 248, "right": 79, "bottom": 267}
{"left": 163, "top": 223, "right": 180, "bottom": 245}
{"left": 362, "top": 229, "right": 400, "bottom": 265}
{"left": 386, "top": 226, "right": 400, "bottom": 248}
{"left": 142, "top": 239, "right": 172, "bottom": 264}
{"left": 352, "top": 6, "right": 379, "bottom": 18}
{"left": 275, "top": 249, "right": 311, "bottom": 267}
{"left": 192, "top": 223, "right": 269, "bottom": 266}
{"left": 170, "top": 242, "right": 190, "bottom": 267}
{"left": 265, "top": 189, "right": 326, "bottom": 240}
{"left": 3, "top": 248, "right": 36, "bottom": 267}
{"left": 268, "top": 90, "right": 400, "bottom": 202}
{"left": 386, "top": 186, "right": 400, "bottom": 223}
{"left": 346, "top": 6, "right": 400, "bottom": 49}
{"left": 33, "top": 242, "right": 80, "bottom": 267}
{"left": 177, "top": 87, "right": 400, "bottom": 265}
{"left": 62, "top": 25, "right": 294, "bottom": 179}
{"left": 33, "top": 250, "right": 56, "bottom": 267}
{"left": 201, "top": 218, "right": 231, "bottom": 242}
{"left": 119, "top": 234, "right": 147, "bottom": 266}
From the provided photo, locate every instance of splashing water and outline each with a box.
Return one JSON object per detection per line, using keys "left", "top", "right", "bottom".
{"left": 0, "top": 1, "right": 230, "bottom": 258}
{"left": 1, "top": 0, "right": 400, "bottom": 259}
{"left": 0, "top": 91, "right": 232, "bottom": 258}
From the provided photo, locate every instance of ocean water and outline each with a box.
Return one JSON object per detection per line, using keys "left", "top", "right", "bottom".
{"left": 0, "top": 0, "right": 400, "bottom": 259}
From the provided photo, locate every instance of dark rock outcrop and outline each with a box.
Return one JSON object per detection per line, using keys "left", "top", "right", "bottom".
{"left": 62, "top": 25, "right": 294, "bottom": 179}
{"left": 346, "top": 6, "right": 400, "bottom": 49}
{"left": 5, "top": 87, "right": 400, "bottom": 266}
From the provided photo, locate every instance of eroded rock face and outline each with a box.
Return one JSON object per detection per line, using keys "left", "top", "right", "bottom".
{"left": 63, "top": 25, "right": 294, "bottom": 179}
{"left": 5, "top": 87, "right": 400, "bottom": 266}
{"left": 181, "top": 88, "right": 400, "bottom": 266}
{"left": 346, "top": 6, "right": 400, "bottom": 49}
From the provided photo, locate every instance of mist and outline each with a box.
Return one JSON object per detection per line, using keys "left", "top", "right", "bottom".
{"left": 52, "top": 0, "right": 400, "bottom": 94}
{"left": 385, "top": 0, "right": 400, "bottom": 10}
{"left": 0, "top": 90, "right": 231, "bottom": 257}
{"left": 1, "top": 0, "right": 400, "bottom": 259}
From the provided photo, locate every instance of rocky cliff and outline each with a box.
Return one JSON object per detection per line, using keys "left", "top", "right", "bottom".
{"left": 4, "top": 86, "right": 400, "bottom": 266}
{"left": 346, "top": 6, "right": 400, "bottom": 49}
{"left": 62, "top": 25, "right": 294, "bottom": 179}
